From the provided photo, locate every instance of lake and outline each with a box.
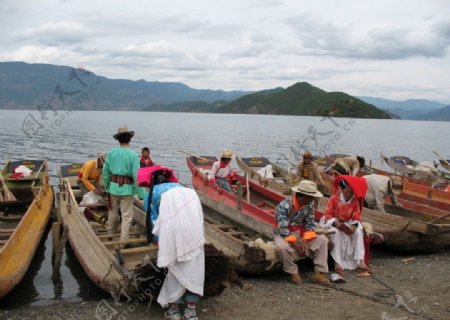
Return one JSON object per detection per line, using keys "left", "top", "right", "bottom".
{"left": 0, "top": 109, "right": 449, "bottom": 308}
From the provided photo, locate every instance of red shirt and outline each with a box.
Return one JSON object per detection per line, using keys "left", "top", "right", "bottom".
{"left": 140, "top": 157, "right": 154, "bottom": 168}
{"left": 325, "top": 193, "right": 361, "bottom": 222}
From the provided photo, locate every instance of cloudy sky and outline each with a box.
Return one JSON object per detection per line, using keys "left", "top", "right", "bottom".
{"left": 1, "top": 0, "right": 449, "bottom": 102}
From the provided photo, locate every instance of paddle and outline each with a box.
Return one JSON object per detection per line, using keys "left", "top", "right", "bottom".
{"left": 0, "top": 173, "right": 16, "bottom": 201}
{"left": 178, "top": 150, "right": 216, "bottom": 164}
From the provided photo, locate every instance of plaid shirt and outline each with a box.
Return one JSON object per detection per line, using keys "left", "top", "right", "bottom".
{"left": 273, "top": 198, "right": 316, "bottom": 237}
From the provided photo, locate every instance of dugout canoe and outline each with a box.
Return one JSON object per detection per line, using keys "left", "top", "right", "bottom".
{"left": 187, "top": 155, "right": 307, "bottom": 273}
{"left": 0, "top": 160, "right": 54, "bottom": 299}
{"left": 57, "top": 163, "right": 158, "bottom": 299}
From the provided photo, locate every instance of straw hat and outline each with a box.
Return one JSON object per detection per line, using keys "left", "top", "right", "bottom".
{"left": 390, "top": 176, "right": 403, "bottom": 195}
{"left": 113, "top": 126, "right": 135, "bottom": 139}
{"left": 291, "top": 180, "right": 323, "bottom": 198}
{"left": 221, "top": 149, "right": 234, "bottom": 159}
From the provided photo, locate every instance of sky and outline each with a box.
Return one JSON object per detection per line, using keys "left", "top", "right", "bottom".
{"left": 1, "top": 0, "right": 449, "bottom": 102}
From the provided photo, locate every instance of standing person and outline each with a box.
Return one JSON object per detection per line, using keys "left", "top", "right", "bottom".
{"left": 208, "top": 149, "right": 235, "bottom": 192}
{"left": 77, "top": 153, "right": 106, "bottom": 197}
{"left": 332, "top": 156, "right": 365, "bottom": 176}
{"left": 324, "top": 175, "right": 370, "bottom": 274}
{"left": 273, "top": 180, "right": 330, "bottom": 285}
{"left": 146, "top": 169, "right": 205, "bottom": 320}
{"left": 363, "top": 174, "right": 403, "bottom": 212}
{"left": 140, "top": 147, "right": 154, "bottom": 168}
{"left": 102, "top": 126, "right": 140, "bottom": 242}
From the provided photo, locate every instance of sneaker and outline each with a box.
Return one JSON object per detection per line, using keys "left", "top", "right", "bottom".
{"left": 165, "top": 309, "right": 182, "bottom": 320}
{"left": 290, "top": 273, "right": 303, "bottom": 285}
{"left": 182, "top": 315, "right": 199, "bottom": 320}
{"left": 310, "top": 272, "right": 330, "bottom": 285}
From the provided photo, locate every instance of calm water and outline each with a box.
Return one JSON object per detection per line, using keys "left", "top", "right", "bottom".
{"left": 0, "top": 109, "right": 449, "bottom": 308}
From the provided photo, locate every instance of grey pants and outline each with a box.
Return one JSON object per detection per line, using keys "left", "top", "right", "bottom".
{"left": 274, "top": 234, "right": 329, "bottom": 274}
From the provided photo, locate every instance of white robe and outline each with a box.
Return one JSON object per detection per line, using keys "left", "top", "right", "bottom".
{"left": 152, "top": 187, "right": 205, "bottom": 307}
{"left": 322, "top": 194, "right": 365, "bottom": 270}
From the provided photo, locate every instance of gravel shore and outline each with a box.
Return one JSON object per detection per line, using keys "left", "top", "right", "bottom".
{"left": 1, "top": 248, "right": 449, "bottom": 320}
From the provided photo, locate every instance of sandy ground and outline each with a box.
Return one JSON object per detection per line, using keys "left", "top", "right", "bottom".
{"left": 1, "top": 247, "right": 449, "bottom": 320}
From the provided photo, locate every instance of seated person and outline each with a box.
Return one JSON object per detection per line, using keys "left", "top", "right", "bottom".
{"left": 295, "top": 151, "right": 325, "bottom": 186}
{"left": 273, "top": 180, "right": 330, "bottom": 285}
{"left": 140, "top": 147, "right": 154, "bottom": 168}
{"left": 324, "top": 175, "right": 370, "bottom": 274}
{"left": 209, "top": 149, "right": 235, "bottom": 192}
{"left": 77, "top": 153, "right": 106, "bottom": 197}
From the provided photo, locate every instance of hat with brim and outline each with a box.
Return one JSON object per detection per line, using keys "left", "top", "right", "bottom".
{"left": 390, "top": 176, "right": 403, "bottom": 195}
{"left": 291, "top": 180, "right": 323, "bottom": 198}
{"left": 221, "top": 149, "right": 234, "bottom": 159}
{"left": 113, "top": 126, "right": 135, "bottom": 140}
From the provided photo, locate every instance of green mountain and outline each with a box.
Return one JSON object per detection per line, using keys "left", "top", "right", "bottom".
{"left": 144, "top": 100, "right": 225, "bottom": 113}
{"left": 0, "top": 61, "right": 248, "bottom": 110}
{"left": 217, "top": 82, "right": 391, "bottom": 119}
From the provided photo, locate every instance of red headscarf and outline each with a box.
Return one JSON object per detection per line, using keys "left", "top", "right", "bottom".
{"left": 333, "top": 175, "right": 368, "bottom": 199}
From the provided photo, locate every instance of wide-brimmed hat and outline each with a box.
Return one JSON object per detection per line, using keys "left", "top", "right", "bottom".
{"left": 390, "top": 176, "right": 403, "bottom": 195}
{"left": 113, "top": 126, "right": 135, "bottom": 140}
{"left": 291, "top": 180, "right": 323, "bottom": 198}
{"left": 221, "top": 149, "right": 234, "bottom": 159}
{"left": 303, "top": 151, "right": 313, "bottom": 158}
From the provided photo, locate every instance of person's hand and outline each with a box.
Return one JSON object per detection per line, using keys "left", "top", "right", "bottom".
{"left": 292, "top": 238, "right": 307, "bottom": 256}
{"left": 338, "top": 223, "right": 356, "bottom": 236}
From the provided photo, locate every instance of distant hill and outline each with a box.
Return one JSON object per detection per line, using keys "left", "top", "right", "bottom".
{"left": 358, "top": 96, "right": 447, "bottom": 119}
{"left": 0, "top": 61, "right": 248, "bottom": 110}
{"left": 217, "top": 82, "right": 391, "bottom": 118}
{"left": 144, "top": 100, "right": 225, "bottom": 113}
{"left": 414, "top": 106, "right": 450, "bottom": 121}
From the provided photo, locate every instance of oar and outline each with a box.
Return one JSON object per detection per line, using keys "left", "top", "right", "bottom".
{"left": 433, "top": 151, "right": 450, "bottom": 166}
{"left": 178, "top": 150, "right": 216, "bottom": 163}
{"left": 0, "top": 173, "right": 16, "bottom": 201}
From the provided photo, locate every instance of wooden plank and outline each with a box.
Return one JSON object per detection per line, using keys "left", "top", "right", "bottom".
{"left": 113, "top": 245, "right": 155, "bottom": 255}
{"left": 225, "top": 231, "right": 247, "bottom": 236}
{"left": 103, "top": 237, "right": 147, "bottom": 246}
{"left": 97, "top": 231, "right": 142, "bottom": 239}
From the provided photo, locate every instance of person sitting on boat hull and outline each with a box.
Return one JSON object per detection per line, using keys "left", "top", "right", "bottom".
{"left": 324, "top": 175, "right": 370, "bottom": 274}
{"left": 273, "top": 180, "right": 330, "bottom": 285}
{"left": 363, "top": 174, "right": 403, "bottom": 212}
{"left": 77, "top": 153, "right": 106, "bottom": 197}
{"left": 209, "top": 149, "right": 235, "bottom": 192}
{"left": 296, "top": 151, "right": 326, "bottom": 208}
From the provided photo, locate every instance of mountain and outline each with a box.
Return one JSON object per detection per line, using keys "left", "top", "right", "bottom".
{"left": 0, "top": 61, "right": 248, "bottom": 110}
{"left": 414, "top": 106, "right": 450, "bottom": 121}
{"left": 217, "top": 82, "right": 391, "bottom": 118}
{"left": 144, "top": 100, "right": 225, "bottom": 112}
{"left": 358, "top": 96, "right": 447, "bottom": 119}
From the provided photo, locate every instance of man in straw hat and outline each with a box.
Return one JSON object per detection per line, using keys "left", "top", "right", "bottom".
{"left": 273, "top": 180, "right": 330, "bottom": 285}
{"left": 208, "top": 149, "right": 236, "bottom": 192}
{"left": 77, "top": 153, "right": 107, "bottom": 197}
{"left": 363, "top": 174, "right": 403, "bottom": 212}
{"left": 102, "top": 126, "right": 141, "bottom": 242}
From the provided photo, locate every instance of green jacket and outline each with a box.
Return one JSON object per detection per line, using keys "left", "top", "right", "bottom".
{"left": 102, "top": 146, "right": 141, "bottom": 196}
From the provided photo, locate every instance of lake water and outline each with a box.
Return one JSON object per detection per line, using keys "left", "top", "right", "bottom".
{"left": 0, "top": 109, "right": 449, "bottom": 308}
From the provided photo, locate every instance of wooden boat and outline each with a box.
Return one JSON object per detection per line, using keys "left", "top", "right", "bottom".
{"left": 381, "top": 153, "right": 447, "bottom": 183}
{"left": 187, "top": 155, "right": 306, "bottom": 273}
{"left": 236, "top": 157, "right": 294, "bottom": 195}
{"left": 190, "top": 155, "right": 450, "bottom": 254}
{"left": 0, "top": 160, "right": 54, "bottom": 299}
{"left": 57, "top": 164, "right": 158, "bottom": 299}
{"left": 317, "top": 198, "right": 450, "bottom": 253}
